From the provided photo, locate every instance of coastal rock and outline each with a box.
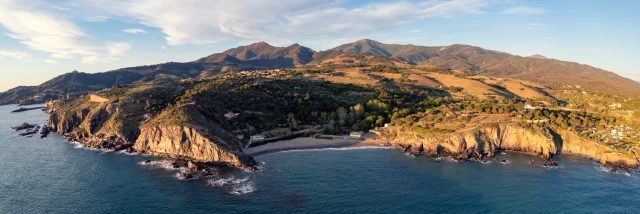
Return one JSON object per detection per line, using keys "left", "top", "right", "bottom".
{"left": 12, "top": 123, "right": 35, "bottom": 131}
{"left": 188, "top": 161, "right": 199, "bottom": 171}
{"left": 385, "top": 124, "right": 640, "bottom": 168}
{"left": 545, "top": 159, "right": 559, "bottom": 168}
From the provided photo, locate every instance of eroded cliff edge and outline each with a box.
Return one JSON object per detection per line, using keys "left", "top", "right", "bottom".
{"left": 47, "top": 81, "right": 254, "bottom": 168}
{"left": 385, "top": 124, "right": 640, "bottom": 168}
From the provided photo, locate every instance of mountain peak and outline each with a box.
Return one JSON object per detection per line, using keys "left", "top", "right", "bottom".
{"left": 528, "top": 54, "right": 549, "bottom": 59}
{"left": 355, "top": 39, "right": 382, "bottom": 45}
{"left": 248, "top": 41, "right": 274, "bottom": 48}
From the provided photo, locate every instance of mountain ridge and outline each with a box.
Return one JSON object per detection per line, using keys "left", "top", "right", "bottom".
{"left": 2, "top": 39, "right": 639, "bottom": 105}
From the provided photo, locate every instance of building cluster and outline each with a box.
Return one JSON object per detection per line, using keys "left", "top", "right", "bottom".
{"left": 235, "top": 69, "right": 284, "bottom": 78}
{"left": 610, "top": 126, "right": 639, "bottom": 141}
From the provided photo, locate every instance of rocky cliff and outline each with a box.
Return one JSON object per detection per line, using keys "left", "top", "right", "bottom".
{"left": 134, "top": 125, "right": 251, "bottom": 166}
{"left": 46, "top": 82, "right": 254, "bottom": 168}
{"left": 385, "top": 124, "right": 640, "bottom": 168}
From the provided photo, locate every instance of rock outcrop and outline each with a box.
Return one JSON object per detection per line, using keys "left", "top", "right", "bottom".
{"left": 134, "top": 125, "right": 252, "bottom": 166}
{"left": 385, "top": 124, "right": 640, "bottom": 168}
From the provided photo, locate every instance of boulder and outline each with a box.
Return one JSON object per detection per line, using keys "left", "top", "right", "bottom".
{"left": 187, "top": 161, "right": 199, "bottom": 171}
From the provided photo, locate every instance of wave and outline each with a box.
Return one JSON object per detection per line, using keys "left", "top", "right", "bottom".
{"left": 206, "top": 176, "right": 250, "bottom": 188}
{"left": 500, "top": 160, "right": 511, "bottom": 165}
{"left": 595, "top": 163, "right": 635, "bottom": 178}
{"left": 230, "top": 182, "right": 256, "bottom": 195}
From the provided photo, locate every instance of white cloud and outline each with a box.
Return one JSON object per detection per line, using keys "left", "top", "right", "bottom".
{"left": 0, "top": 50, "right": 32, "bottom": 60}
{"left": 161, "top": 45, "right": 166, "bottom": 49}
{"left": 123, "top": 28, "right": 148, "bottom": 34}
{"left": 45, "top": 59, "right": 58, "bottom": 64}
{"left": 502, "top": 6, "right": 545, "bottom": 15}
{"left": 78, "top": 0, "right": 488, "bottom": 47}
{"left": 0, "top": 0, "right": 130, "bottom": 62}
{"left": 107, "top": 42, "right": 131, "bottom": 55}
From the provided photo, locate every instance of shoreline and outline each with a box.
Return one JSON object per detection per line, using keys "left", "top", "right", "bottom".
{"left": 244, "top": 137, "right": 386, "bottom": 156}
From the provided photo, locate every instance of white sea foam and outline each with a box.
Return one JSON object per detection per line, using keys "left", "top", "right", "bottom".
{"left": 477, "top": 160, "right": 491, "bottom": 164}
{"left": 138, "top": 160, "right": 182, "bottom": 171}
{"left": 500, "top": 160, "right": 511, "bottom": 165}
{"left": 71, "top": 141, "right": 83, "bottom": 148}
{"left": 230, "top": 182, "right": 256, "bottom": 195}
{"left": 174, "top": 168, "right": 199, "bottom": 180}
{"left": 206, "top": 176, "right": 250, "bottom": 187}
{"left": 595, "top": 164, "right": 635, "bottom": 178}
{"left": 435, "top": 156, "right": 458, "bottom": 162}
{"left": 116, "top": 150, "right": 139, "bottom": 156}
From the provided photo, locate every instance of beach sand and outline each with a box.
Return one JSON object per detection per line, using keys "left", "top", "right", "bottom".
{"left": 244, "top": 137, "right": 387, "bottom": 156}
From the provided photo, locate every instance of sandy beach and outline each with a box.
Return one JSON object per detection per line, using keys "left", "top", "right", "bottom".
{"left": 244, "top": 136, "right": 388, "bottom": 156}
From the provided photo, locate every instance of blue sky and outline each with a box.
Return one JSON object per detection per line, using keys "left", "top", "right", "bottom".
{"left": 0, "top": 0, "right": 638, "bottom": 92}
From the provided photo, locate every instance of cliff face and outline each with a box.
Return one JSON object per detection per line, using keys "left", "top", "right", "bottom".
{"left": 134, "top": 125, "right": 251, "bottom": 166}
{"left": 386, "top": 124, "right": 640, "bottom": 168}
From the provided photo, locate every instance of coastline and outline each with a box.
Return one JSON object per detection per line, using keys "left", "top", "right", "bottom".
{"left": 244, "top": 137, "right": 386, "bottom": 156}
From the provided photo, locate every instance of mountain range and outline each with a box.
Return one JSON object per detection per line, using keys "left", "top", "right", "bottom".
{"left": 2, "top": 39, "right": 640, "bottom": 104}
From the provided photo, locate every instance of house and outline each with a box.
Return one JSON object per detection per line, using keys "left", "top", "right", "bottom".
{"left": 224, "top": 112, "right": 239, "bottom": 120}
{"left": 609, "top": 103, "right": 622, "bottom": 109}
{"left": 250, "top": 135, "right": 265, "bottom": 142}
{"left": 524, "top": 104, "right": 536, "bottom": 110}
{"left": 350, "top": 131, "right": 364, "bottom": 138}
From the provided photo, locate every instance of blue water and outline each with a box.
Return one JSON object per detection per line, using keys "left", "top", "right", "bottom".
{"left": 1, "top": 104, "right": 639, "bottom": 213}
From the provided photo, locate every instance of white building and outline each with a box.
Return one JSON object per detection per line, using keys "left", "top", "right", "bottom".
{"left": 350, "top": 131, "right": 364, "bottom": 138}
{"left": 250, "top": 135, "right": 265, "bottom": 142}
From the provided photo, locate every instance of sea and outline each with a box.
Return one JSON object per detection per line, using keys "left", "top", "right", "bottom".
{"left": 1, "top": 104, "right": 639, "bottom": 213}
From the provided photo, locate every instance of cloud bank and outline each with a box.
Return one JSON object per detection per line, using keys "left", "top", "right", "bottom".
{"left": 0, "top": 0, "right": 131, "bottom": 63}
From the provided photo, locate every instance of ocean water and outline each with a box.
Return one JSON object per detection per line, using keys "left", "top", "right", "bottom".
{"left": 1, "top": 104, "right": 639, "bottom": 213}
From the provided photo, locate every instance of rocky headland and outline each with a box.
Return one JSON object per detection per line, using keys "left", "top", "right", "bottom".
{"left": 46, "top": 80, "right": 256, "bottom": 169}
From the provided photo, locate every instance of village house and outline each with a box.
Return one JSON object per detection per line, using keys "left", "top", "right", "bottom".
{"left": 250, "top": 135, "right": 265, "bottom": 142}
{"left": 350, "top": 131, "right": 364, "bottom": 138}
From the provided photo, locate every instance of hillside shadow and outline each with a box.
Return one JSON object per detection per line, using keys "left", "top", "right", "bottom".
{"left": 548, "top": 129, "right": 564, "bottom": 155}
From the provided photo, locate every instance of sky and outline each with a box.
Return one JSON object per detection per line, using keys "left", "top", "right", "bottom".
{"left": 0, "top": 0, "right": 638, "bottom": 92}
